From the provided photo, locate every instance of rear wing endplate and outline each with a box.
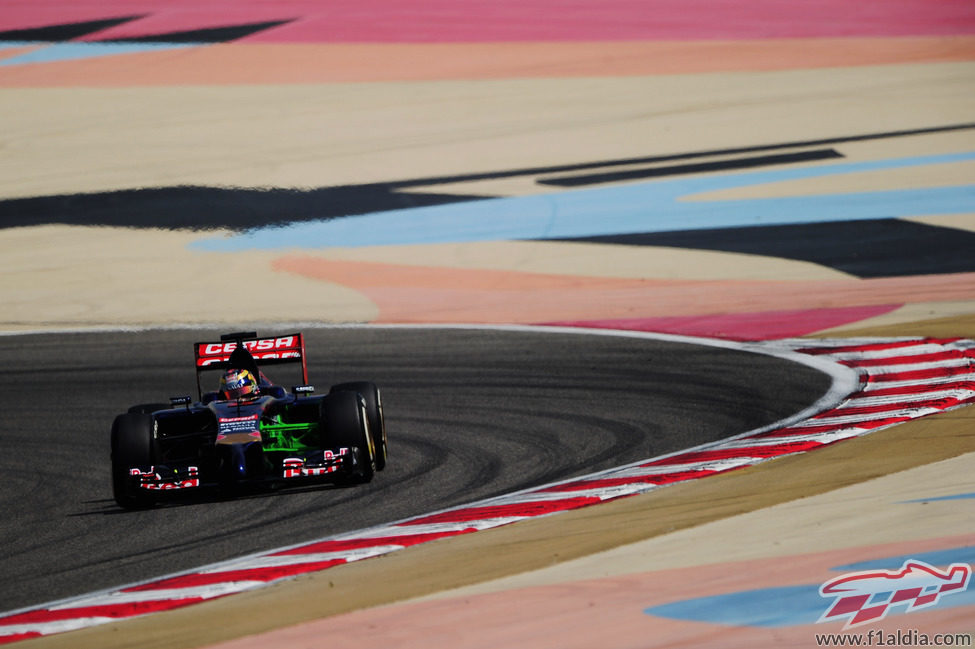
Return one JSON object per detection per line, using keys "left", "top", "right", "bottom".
{"left": 193, "top": 332, "right": 308, "bottom": 399}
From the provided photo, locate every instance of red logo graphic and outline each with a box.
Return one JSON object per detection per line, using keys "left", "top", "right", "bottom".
{"left": 818, "top": 559, "right": 971, "bottom": 628}
{"left": 196, "top": 335, "right": 303, "bottom": 366}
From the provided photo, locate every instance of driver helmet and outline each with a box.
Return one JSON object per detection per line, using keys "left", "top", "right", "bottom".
{"left": 220, "top": 368, "right": 260, "bottom": 400}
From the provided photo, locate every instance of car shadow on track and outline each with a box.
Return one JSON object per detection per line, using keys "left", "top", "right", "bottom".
{"left": 76, "top": 481, "right": 362, "bottom": 515}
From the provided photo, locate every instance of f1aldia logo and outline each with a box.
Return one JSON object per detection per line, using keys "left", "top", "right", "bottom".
{"left": 818, "top": 559, "right": 971, "bottom": 629}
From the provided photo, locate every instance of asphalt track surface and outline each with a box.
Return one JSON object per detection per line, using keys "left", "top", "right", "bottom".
{"left": 0, "top": 326, "right": 832, "bottom": 614}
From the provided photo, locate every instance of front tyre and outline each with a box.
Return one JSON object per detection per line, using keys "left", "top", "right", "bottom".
{"left": 320, "top": 391, "right": 375, "bottom": 483}
{"left": 111, "top": 413, "right": 157, "bottom": 509}
{"left": 126, "top": 403, "right": 169, "bottom": 415}
{"left": 330, "top": 381, "right": 387, "bottom": 471}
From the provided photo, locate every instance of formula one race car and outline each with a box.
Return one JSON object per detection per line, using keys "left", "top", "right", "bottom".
{"left": 110, "top": 332, "right": 387, "bottom": 509}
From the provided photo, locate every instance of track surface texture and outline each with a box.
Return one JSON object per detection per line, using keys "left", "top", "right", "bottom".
{"left": 0, "top": 327, "right": 829, "bottom": 614}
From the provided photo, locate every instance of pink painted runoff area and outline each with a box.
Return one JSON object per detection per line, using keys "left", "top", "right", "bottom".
{"left": 201, "top": 534, "right": 975, "bottom": 649}
{"left": 544, "top": 304, "right": 902, "bottom": 341}
{"left": 2, "top": 1, "right": 974, "bottom": 43}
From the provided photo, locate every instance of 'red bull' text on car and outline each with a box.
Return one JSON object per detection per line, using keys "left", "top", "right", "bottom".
{"left": 110, "top": 332, "right": 387, "bottom": 509}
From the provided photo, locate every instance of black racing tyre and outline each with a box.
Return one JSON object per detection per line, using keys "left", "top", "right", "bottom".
{"left": 320, "top": 390, "right": 375, "bottom": 483}
{"left": 127, "top": 403, "right": 169, "bottom": 415}
{"left": 111, "top": 413, "right": 157, "bottom": 509}
{"left": 330, "top": 381, "right": 387, "bottom": 471}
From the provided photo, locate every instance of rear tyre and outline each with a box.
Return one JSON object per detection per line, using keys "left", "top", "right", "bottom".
{"left": 320, "top": 390, "right": 375, "bottom": 483}
{"left": 111, "top": 413, "right": 157, "bottom": 509}
{"left": 330, "top": 381, "right": 387, "bottom": 471}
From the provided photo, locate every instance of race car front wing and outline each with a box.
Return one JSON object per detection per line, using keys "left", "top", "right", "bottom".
{"left": 128, "top": 447, "right": 356, "bottom": 490}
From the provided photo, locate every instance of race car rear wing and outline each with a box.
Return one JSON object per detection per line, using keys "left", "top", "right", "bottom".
{"left": 193, "top": 332, "right": 309, "bottom": 399}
